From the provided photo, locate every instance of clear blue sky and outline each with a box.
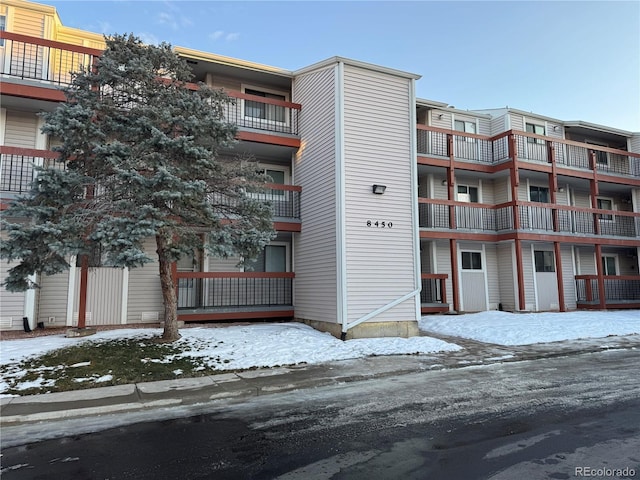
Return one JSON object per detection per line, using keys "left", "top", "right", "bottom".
{"left": 47, "top": 1, "right": 640, "bottom": 132}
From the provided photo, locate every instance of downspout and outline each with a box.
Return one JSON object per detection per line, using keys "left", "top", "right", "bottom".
{"left": 336, "top": 61, "right": 349, "bottom": 339}
{"left": 341, "top": 77, "right": 422, "bottom": 339}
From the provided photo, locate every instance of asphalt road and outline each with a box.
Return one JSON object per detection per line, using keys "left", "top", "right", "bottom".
{"left": 2, "top": 349, "right": 639, "bottom": 479}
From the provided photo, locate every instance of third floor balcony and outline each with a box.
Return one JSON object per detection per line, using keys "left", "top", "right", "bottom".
{"left": 0, "top": 32, "right": 300, "bottom": 137}
{"left": 417, "top": 126, "right": 640, "bottom": 179}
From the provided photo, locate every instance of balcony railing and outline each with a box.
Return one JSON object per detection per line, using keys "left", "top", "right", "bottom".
{"left": 1, "top": 146, "right": 301, "bottom": 220}
{"left": 421, "top": 274, "right": 448, "bottom": 304}
{"left": 0, "top": 31, "right": 101, "bottom": 86}
{"left": 176, "top": 272, "right": 294, "bottom": 310}
{"left": 418, "top": 198, "right": 514, "bottom": 231}
{"left": 575, "top": 275, "right": 640, "bottom": 305}
{"left": 0, "top": 32, "right": 300, "bottom": 136}
{"left": 518, "top": 202, "right": 640, "bottom": 238}
{"left": 419, "top": 198, "right": 640, "bottom": 239}
{"left": 0, "top": 146, "right": 64, "bottom": 195}
{"left": 417, "top": 125, "right": 640, "bottom": 178}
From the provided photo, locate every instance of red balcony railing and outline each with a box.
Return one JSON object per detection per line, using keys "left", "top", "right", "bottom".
{"left": 418, "top": 197, "right": 640, "bottom": 239}
{"left": 176, "top": 271, "right": 294, "bottom": 310}
{"left": 417, "top": 125, "right": 640, "bottom": 178}
{"left": 575, "top": 275, "right": 640, "bottom": 305}
{"left": 420, "top": 273, "right": 448, "bottom": 305}
{"left": 0, "top": 146, "right": 63, "bottom": 195}
{"left": 0, "top": 31, "right": 300, "bottom": 135}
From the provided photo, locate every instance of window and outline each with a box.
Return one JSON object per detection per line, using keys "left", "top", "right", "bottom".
{"left": 454, "top": 120, "right": 476, "bottom": 142}
{"left": 246, "top": 244, "right": 288, "bottom": 272}
{"left": 461, "top": 251, "right": 482, "bottom": 270}
{"left": 534, "top": 251, "right": 555, "bottom": 272}
{"left": 243, "top": 87, "right": 286, "bottom": 123}
{"left": 597, "top": 197, "right": 613, "bottom": 221}
{"left": 457, "top": 185, "right": 479, "bottom": 203}
{"left": 601, "top": 255, "right": 617, "bottom": 276}
{"left": 526, "top": 123, "right": 545, "bottom": 144}
{"left": 0, "top": 15, "right": 5, "bottom": 47}
{"left": 529, "top": 185, "right": 550, "bottom": 203}
{"left": 586, "top": 144, "right": 609, "bottom": 167}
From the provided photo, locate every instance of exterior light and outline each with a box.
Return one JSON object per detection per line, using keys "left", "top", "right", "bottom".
{"left": 372, "top": 184, "right": 386, "bottom": 195}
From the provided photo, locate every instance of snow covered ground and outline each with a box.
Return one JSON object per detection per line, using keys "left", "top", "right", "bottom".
{"left": 420, "top": 310, "right": 640, "bottom": 346}
{"left": 0, "top": 310, "right": 638, "bottom": 396}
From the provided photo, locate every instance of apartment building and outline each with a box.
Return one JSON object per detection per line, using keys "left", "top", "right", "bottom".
{"left": 1, "top": 0, "right": 639, "bottom": 337}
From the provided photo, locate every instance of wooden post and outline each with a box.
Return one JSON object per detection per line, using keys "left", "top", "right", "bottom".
{"left": 450, "top": 239, "right": 460, "bottom": 312}
{"left": 595, "top": 244, "right": 606, "bottom": 309}
{"left": 590, "top": 151, "right": 601, "bottom": 235}
{"left": 447, "top": 134, "right": 456, "bottom": 230}
{"left": 515, "top": 240, "right": 526, "bottom": 311}
{"left": 77, "top": 255, "right": 89, "bottom": 329}
{"left": 554, "top": 242, "right": 565, "bottom": 312}
{"left": 548, "top": 143, "right": 559, "bottom": 232}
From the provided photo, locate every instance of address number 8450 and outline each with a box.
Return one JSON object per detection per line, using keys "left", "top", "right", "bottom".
{"left": 366, "top": 220, "right": 393, "bottom": 228}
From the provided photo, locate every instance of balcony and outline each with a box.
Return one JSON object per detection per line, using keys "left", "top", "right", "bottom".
{"left": 0, "top": 146, "right": 63, "bottom": 198}
{"left": 175, "top": 271, "right": 294, "bottom": 321}
{"left": 0, "top": 32, "right": 300, "bottom": 136}
{"left": 417, "top": 126, "right": 640, "bottom": 178}
{"left": 575, "top": 275, "right": 640, "bottom": 309}
{"left": 421, "top": 274, "right": 449, "bottom": 313}
{"left": 0, "top": 146, "right": 301, "bottom": 221}
{"left": 418, "top": 198, "right": 640, "bottom": 240}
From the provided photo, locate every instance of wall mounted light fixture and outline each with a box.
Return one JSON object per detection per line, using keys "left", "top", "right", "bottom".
{"left": 441, "top": 179, "right": 448, "bottom": 186}
{"left": 372, "top": 184, "right": 387, "bottom": 195}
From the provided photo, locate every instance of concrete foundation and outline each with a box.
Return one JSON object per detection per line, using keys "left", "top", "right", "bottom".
{"left": 298, "top": 318, "right": 419, "bottom": 340}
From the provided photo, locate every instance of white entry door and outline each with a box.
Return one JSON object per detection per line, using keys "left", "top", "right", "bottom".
{"left": 534, "top": 250, "right": 559, "bottom": 310}
{"left": 459, "top": 250, "right": 487, "bottom": 311}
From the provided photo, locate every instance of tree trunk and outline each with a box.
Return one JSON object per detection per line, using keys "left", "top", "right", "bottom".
{"left": 156, "top": 232, "right": 180, "bottom": 342}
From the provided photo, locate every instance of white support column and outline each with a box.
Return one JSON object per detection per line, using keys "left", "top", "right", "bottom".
{"left": 120, "top": 268, "right": 129, "bottom": 325}
{"left": 24, "top": 274, "right": 37, "bottom": 330}
{"left": 66, "top": 256, "right": 77, "bottom": 326}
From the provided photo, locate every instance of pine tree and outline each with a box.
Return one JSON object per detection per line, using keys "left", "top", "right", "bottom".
{"left": 1, "top": 34, "right": 275, "bottom": 341}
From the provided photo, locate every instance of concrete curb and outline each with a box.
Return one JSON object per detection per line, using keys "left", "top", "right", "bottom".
{"left": 1, "top": 334, "right": 639, "bottom": 426}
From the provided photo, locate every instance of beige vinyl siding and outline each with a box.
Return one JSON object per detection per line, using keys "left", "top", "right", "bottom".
{"left": 509, "top": 113, "right": 525, "bottom": 132}
{"left": 490, "top": 114, "right": 507, "bottom": 135}
{"left": 576, "top": 247, "right": 596, "bottom": 275}
{"left": 208, "top": 256, "right": 242, "bottom": 272}
{"left": 127, "top": 238, "right": 164, "bottom": 323}
{"left": 561, "top": 246, "right": 576, "bottom": 310}
{"left": 494, "top": 177, "right": 510, "bottom": 204}
{"left": 435, "top": 240, "right": 453, "bottom": 312}
{"left": 484, "top": 243, "right": 499, "bottom": 309}
{"left": 4, "top": 111, "right": 38, "bottom": 147}
{"left": 572, "top": 190, "right": 591, "bottom": 208}
{"left": 206, "top": 75, "right": 242, "bottom": 91}
{"left": 73, "top": 268, "right": 124, "bottom": 325}
{"left": 430, "top": 110, "right": 452, "bottom": 129}
{"left": 477, "top": 118, "right": 491, "bottom": 137}
{"left": 37, "top": 271, "right": 69, "bottom": 327}
{"left": 342, "top": 64, "right": 417, "bottom": 323}
{"left": 0, "top": 258, "right": 25, "bottom": 330}
{"left": 496, "top": 242, "right": 516, "bottom": 311}
{"left": 11, "top": 8, "right": 45, "bottom": 37}
{"left": 292, "top": 65, "right": 338, "bottom": 322}
{"left": 521, "top": 243, "right": 536, "bottom": 311}
{"left": 433, "top": 176, "right": 448, "bottom": 200}
{"left": 630, "top": 135, "right": 640, "bottom": 154}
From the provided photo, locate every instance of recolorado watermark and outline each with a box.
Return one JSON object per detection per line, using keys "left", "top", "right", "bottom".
{"left": 575, "top": 466, "right": 636, "bottom": 477}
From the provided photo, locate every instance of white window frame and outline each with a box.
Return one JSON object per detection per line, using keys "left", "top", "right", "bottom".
{"left": 534, "top": 250, "right": 555, "bottom": 273}
{"left": 526, "top": 122, "right": 546, "bottom": 144}
{"left": 596, "top": 196, "right": 615, "bottom": 221}
{"left": 241, "top": 84, "right": 289, "bottom": 127}
{"left": 454, "top": 119, "right": 476, "bottom": 142}
{"left": 456, "top": 184, "right": 479, "bottom": 203}
{"left": 461, "top": 250, "right": 483, "bottom": 271}
{"left": 265, "top": 242, "right": 291, "bottom": 273}
{"left": 601, "top": 254, "right": 618, "bottom": 276}
{"left": 529, "top": 185, "right": 550, "bottom": 203}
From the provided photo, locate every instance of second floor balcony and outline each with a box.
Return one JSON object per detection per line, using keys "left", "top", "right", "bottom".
{"left": 0, "top": 146, "right": 301, "bottom": 222}
{"left": 418, "top": 198, "right": 640, "bottom": 240}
